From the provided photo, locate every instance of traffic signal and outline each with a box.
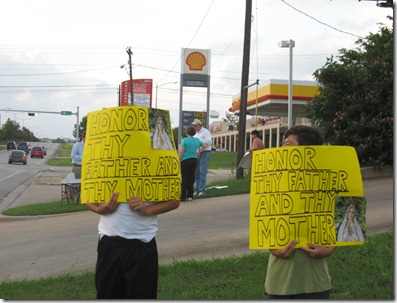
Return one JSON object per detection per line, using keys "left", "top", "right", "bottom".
{"left": 28, "top": 112, "right": 38, "bottom": 116}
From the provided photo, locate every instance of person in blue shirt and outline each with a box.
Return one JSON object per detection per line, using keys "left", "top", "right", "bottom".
{"left": 71, "top": 132, "right": 85, "bottom": 179}
{"left": 178, "top": 126, "right": 207, "bottom": 202}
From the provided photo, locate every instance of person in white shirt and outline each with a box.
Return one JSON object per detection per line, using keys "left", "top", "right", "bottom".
{"left": 191, "top": 119, "right": 212, "bottom": 196}
{"left": 87, "top": 194, "right": 180, "bottom": 299}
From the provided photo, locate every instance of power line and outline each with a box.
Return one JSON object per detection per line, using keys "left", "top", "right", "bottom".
{"left": 157, "top": 0, "right": 215, "bottom": 83}
{"left": 281, "top": 0, "right": 365, "bottom": 39}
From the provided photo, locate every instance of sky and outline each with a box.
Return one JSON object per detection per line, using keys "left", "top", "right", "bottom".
{"left": 0, "top": 0, "right": 392, "bottom": 139}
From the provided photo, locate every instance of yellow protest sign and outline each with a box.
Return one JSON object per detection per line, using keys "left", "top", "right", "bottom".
{"left": 81, "top": 106, "right": 181, "bottom": 203}
{"left": 249, "top": 145, "right": 364, "bottom": 249}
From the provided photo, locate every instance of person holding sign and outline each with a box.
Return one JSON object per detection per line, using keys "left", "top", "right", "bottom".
{"left": 264, "top": 125, "right": 337, "bottom": 300}
{"left": 179, "top": 126, "right": 207, "bottom": 202}
{"left": 83, "top": 106, "right": 181, "bottom": 299}
{"left": 87, "top": 194, "right": 180, "bottom": 299}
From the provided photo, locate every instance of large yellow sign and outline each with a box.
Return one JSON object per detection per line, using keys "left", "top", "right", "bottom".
{"left": 249, "top": 146, "right": 364, "bottom": 249}
{"left": 81, "top": 106, "right": 181, "bottom": 203}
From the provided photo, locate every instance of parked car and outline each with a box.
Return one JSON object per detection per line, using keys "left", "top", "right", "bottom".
{"left": 31, "top": 146, "right": 44, "bottom": 158}
{"left": 211, "top": 146, "right": 228, "bottom": 152}
{"left": 6, "top": 141, "right": 17, "bottom": 150}
{"left": 17, "top": 142, "right": 30, "bottom": 154}
{"left": 9, "top": 150, "right": 27, "bottom": 165}
{"left": 38, "top": 145, "right": 47, "bottom": 155}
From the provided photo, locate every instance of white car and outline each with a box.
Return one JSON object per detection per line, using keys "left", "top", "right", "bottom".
{"left": 38, "top": 145, "right": 47, "bottom": 155}
{"left": 212, "top": 147, "right": 228, "bottom": 152}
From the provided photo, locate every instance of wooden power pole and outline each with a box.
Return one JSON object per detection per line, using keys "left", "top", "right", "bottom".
{"left": 236, "top": 0, "right": 252, "bottom": 179}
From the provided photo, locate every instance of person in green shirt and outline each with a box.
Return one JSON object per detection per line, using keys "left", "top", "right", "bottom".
{"left": 264, "top": 125, "right": 337, "bottom": 299}
{"left": 178, "top": 126, "right": 207, "bottom": 202}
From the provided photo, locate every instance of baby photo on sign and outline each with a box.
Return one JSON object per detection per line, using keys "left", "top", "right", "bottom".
{"left": 150, "top": 109, "right": 175, "bottom": 150}
{"left": 335, "top": 196, "right": 366, "bottom": 243}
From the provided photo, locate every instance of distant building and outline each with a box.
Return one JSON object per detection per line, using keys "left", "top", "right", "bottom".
{"left": 210, "top": 79, "right": 320, "bottom": 151}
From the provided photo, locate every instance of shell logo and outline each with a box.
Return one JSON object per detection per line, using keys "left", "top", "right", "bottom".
{"left": 186, "top": 51, "right": 206, "bottom": 71}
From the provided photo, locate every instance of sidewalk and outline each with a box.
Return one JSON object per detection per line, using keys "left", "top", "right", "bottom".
{"left": 0, "top": 167, "right": 71, "bottom": 212}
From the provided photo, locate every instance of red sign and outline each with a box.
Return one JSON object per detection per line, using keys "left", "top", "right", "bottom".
{"left": 120, "top": 79, "right": 153, "bottom": 107}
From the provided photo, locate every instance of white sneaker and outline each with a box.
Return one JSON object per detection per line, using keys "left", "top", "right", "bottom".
{"left": 198, "top": 192, "right": 204, "bottom": 196}
{"left": 187, "top": 197, "right": 193, "bottom": 201}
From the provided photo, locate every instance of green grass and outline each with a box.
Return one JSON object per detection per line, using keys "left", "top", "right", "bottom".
{"left": 0, "top": 231, "right": 393, "bottom": 300}
{"left": 47, "top": 144, "right": 73, "bottom": 166}
{"left": 47, "top": 157, "right": 73, "bottom": 166}
{"left": 208, "top": 151, "right": 237, "bottom": 169}
{"left": 2, "top": 200, "right": 88, "bottom": 216}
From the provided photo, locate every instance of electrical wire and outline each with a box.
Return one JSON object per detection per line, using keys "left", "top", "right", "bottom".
{"left": 281, "top": 0, "right": 365, "bottom": 39}
{"left": 157, "top": 0, "right": 215, "bottom": 83}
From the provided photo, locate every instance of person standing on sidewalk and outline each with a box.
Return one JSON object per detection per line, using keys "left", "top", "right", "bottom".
{"left": 264, "top": 125, "right": 336, "bottom": 299}
{"left": 179, "top": 126, "right": 207, "bottom": 202}
{"left": 71, "top": 132, "right": 85, "bottom": 179}
{"left": 191, "top": 119, "right": 212, "bottom": 196}
{"left": 87, "top": 194, "right": 180, "bottom": 299}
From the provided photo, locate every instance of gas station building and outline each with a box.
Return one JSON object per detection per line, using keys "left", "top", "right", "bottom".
{"left": 210, "top": 79, "right": 321, "bottom": 151}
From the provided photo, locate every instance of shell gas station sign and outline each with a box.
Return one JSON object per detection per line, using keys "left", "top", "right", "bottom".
{"left": 181, "top": 48, "right": 210, "bottom": 88}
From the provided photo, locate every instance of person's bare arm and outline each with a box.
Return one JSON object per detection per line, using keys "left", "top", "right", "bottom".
{"left": 178, "top": 146, "right": 185, "bottom": 159}
{"left": 197, "top": 143, "right": 207, "bottom": 154}
{"left": 128, "top": 197, "right": 180, "bottom": 216}
{"left": 300, "top": 243, "right": 337, "bottom": 258}
{"left": 86, "top": 192, "right": 120, "bottom": 215}
{"left": 269, "top": 240, "right": 297, "bottom": 258}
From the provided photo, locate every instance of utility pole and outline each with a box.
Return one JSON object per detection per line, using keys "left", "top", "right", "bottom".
{"left": 236, "top": 0, "right": 252, "bottom": 179}
{"left": 126, "top": 47, "right": 134, "bottom": 105}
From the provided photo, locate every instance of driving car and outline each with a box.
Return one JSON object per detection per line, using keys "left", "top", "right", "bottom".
{"left": 31, "top": 146, "right": 45, "bottom": 158}
{"left": 17, "top": 142, "right": 30, "bottom": 154}
{"left": 38, "top": 145, "right": 47, "bottom": 155}
{"left": 7, "top": 141, "right": 17, "bottom": 150}
{"left": 9, "top": 150, "right": 27, "bottom": 165}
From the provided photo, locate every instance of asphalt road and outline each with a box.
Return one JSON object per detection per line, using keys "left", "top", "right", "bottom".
{"left": 0, "top": 175, "right": 393, "bottom": 282}
{"left": 0, "top": 142, "right": 59, "bottom": 203}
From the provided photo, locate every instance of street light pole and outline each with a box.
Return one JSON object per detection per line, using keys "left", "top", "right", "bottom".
{"left": 155, "top": 82, "right": 178, "bottom": 108}
{"left": 278, "top": 39, "right": 295, "bottom": 128}
{"left": 126, "top": 47, "right": 134, "bottom": 105}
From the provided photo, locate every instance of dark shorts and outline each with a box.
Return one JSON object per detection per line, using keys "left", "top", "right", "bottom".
{"left": 267, "top": 290, "right": 330, "bottom": 300}
{"left": 95, "top": 235, "right": 158, "bottom": 299}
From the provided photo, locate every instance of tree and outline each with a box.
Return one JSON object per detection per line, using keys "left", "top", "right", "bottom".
{"left": 73, "top": 115, "right": 88, "bottom": 139}
{"left": 305, "top": 19, "right": 393, "bottom": 167}
{"left": 1, "top": 119, "right": 20, "bottom": 140}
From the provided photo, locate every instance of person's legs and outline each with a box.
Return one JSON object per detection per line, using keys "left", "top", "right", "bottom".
{"left": 180, "top": 160, "right": 189, "bottom": 201}
{"left": 186, "top": 158, "right": 197, "bottom": 199}
{"left": 196, "top": 151, "right": 210, "bottom": 193}
{"left": 194, "top": 158, "right": 201, "bottom": 194}
{"left": 95, "top": 236, "right": 124, "bottom": 299}
{"left": 123, "top": 238, "right": 158, "bottom": 299}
